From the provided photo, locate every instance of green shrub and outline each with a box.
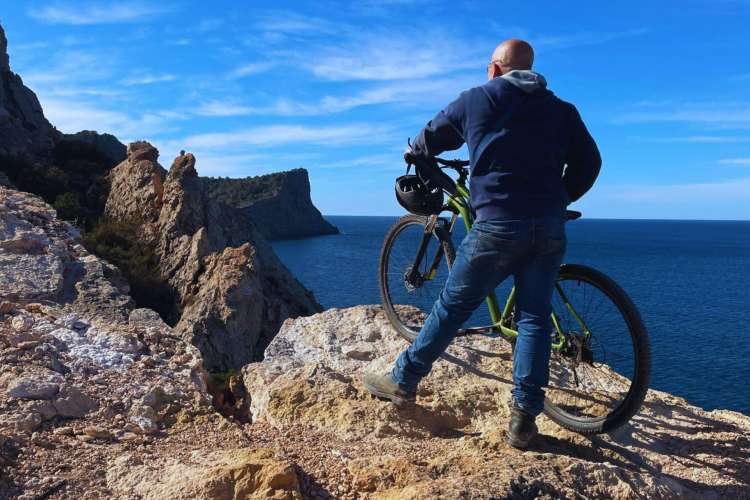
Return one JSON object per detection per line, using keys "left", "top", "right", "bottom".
{"left": 53, "top": 192, "right": 81, "bottom": 222}
{"left": 82, "top": 219, "right": 177, "bottom": 323}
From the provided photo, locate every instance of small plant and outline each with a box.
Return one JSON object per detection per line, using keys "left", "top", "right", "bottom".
{"left": 82, "top": 218, "right": 177, "bottom": 322}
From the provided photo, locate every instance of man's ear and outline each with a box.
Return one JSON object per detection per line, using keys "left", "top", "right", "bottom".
{"left": 490, "top": 63, "right": 502, "bottom": 79}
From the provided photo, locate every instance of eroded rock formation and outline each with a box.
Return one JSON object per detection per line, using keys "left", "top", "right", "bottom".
{"left": 242, "top": 305, "right": 750, "bottom": 498}
{"left": 105, "top": 142, "right": 322, "bottom": 370}
{"left": 204, "top": 169, "right": 339, "bottom": 240}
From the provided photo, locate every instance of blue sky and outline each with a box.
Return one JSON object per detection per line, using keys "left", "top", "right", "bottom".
{"left": 2, "top": 1, "right": 749, "bottom": 219}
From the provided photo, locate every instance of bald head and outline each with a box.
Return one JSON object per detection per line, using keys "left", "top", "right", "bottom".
{"left": 489, "top": 39, "right": 534, "bottom": 78}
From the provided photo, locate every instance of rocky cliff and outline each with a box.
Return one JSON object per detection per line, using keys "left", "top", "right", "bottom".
{"left": 0, "top": 187, "right": 302, "bottom": 499}
{"left": 105, "top": 142, "right": 322, "bottom": 371}
{"left": 204, "top": 169, "right": 339, "bottom": 240}
{"left": 0, "top": 25, "right": 58, "bottom": 158}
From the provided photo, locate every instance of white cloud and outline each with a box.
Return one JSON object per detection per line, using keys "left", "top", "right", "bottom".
{"left": 167, "top": 38, "right": 191, "bottom": 46}
{"left": 601, "top": 177, "right": 750, "bottom": 204}
{"left": 119, "top": 73, "right": 176, "bottom": 86}
{"left": 227, "top": 62, "right": 276, "bottom": 79}
{"left": 534, "top": 29, "right": 648, "bottom": 50}
{"left": 636, "top": 135, "right": 750, "bottom": 143}
{"left": 22, "top": 50, "right": 114, "bottom": 84}
{"left": 29, "top": 1, "right": 173, "bottom": 25}
{"left": 40, "top": 97, "right": 181, "bottom": 139}
{"left": 618, "top": 102, "right": 750, "bottom": 127}
{"left": 194, "top": 74, "right": 475, "bottom": 119}
{"left": 194, "top": 100, "right": 258, "bottom": 117}
{"left": 306, "top": 34, "right": 480, "bottom": 81}
{"left": 170, "top": 124, "right": 395, "bottom": 151}
{"left": 316, "top": 153, "right": 399, "bottom": 169}
{"left": 719, "top": 158, "right": 750, "bottom": 165}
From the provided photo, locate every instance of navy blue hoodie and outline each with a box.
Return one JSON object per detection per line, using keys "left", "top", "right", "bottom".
{"left": 411, "top": 70, "right": 601, "bottom": 222}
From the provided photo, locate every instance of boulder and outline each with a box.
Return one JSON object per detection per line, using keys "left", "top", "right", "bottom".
{"left": 6, "top": 374, "right": 60, "bottom": 400}
{"left": 52, "top": 385, "right": 97, "bottom": 418}
{"left": 106, "top": 449, "right": 302, "bottom": 500}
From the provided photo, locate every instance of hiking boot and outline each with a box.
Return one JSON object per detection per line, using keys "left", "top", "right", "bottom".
{"left": 361, "top": 371, "right": 416, "bottom": 407}
{"left": 506, "top": 403, "right": 538, "bottom": 449}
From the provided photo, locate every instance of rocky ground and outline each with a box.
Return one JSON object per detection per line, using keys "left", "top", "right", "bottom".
{"left": 1, "top": 187, "right": 749, "bottom": 499}
{"left": 241, "top": 306, "right": 750, "bottom": 499}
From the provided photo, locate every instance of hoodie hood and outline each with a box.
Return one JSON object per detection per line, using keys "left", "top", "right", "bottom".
{"left": 500, "top": 70, "right": 547, "bottom": 93}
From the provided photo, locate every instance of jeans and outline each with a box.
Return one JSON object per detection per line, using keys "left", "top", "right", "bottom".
{"left": 392, "top": 215, "right": 567, "bottom": 416}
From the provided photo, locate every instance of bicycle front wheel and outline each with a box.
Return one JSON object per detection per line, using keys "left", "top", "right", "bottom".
{"left": 540, "top": 264, "right": 651, "bottom": 434}
{"left": 379, "top": 214, "right": 455, "bottom": 342}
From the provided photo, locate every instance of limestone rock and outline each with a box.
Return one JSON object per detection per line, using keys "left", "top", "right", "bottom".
{"left": 52, "top": 385, "right": 97, "bottom": 418}
{"left": 105, "top": 142, "right": 166, "bottom": 226}
{"left": 105, "top": 145, "right": 321, "bottom": 370}
{"left": 0, "top": 187, "right": 134, "bottom": 321}
{"left": 204, "top": 168, "right": 339, "bottom": 240}
{"left": 11, "top": 314, "right": 34, "bottom": 332}
{"left": 0, "top": 412, "right": 42, "bottom": 433}
{"left": 242, "top": 305, "right": 750, "bottom": 498}
{"left": 6, "top": 373, "right": 60, "bottom": 400}
{"left": 106, "top": 448, "right": 302, "bottom": 499}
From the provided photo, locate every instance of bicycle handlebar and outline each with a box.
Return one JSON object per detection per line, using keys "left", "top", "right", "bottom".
{"left": 404, "top": 151, "right": 469, "bottom": 169}
{"left": 435, "top": 157, "right": 470, "bottom": 168}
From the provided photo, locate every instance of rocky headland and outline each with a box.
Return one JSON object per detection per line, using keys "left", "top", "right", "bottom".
{"left": 204, "top": 169, "right": 339, "bottom": 240}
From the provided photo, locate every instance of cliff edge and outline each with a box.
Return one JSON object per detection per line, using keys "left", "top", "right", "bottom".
{"left": 240, "top": 305, "right": 750, "bottom": 498}
{"left": 204, "top": 168, "right": 339, "bottom": 240}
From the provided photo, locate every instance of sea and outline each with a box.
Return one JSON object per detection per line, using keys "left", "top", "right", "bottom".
{"left": 272, "top": 216, "right": 750, "bottom": 416}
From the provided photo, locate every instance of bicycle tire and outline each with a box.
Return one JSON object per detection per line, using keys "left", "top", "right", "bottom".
{"left": 379, "top": 214, "right": 455, "bottom": 342}
{"left": 540, "top": 264, "right": 651, "bottom": 434}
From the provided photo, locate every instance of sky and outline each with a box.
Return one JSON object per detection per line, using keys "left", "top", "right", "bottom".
{"left": 2, "top": 0, "right": 750, "bottom": 219}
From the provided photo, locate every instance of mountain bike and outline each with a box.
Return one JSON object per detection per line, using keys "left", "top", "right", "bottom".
{"left": 379, "top": 154, "right": 651, "bottom": 434}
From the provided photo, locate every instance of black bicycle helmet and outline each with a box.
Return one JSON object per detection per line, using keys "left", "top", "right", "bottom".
{"left": 395, "top": 174, "right": 444, "bottom": 216}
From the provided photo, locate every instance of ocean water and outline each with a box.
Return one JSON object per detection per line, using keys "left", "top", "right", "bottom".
{"left": 272, "top": 216, "right": 750, "bottom": 415}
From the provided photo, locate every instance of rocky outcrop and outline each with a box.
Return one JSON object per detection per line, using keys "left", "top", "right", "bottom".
{"left": 204, "top": 169, "right": 339, "bottom": 240}
{"left": 0, "top": 187, "right": 133, "bottom": 321}
{"left": 105, "top": 142, "right": 322, "bottom": 370}
{"left": 242, "top": 305, "right": 750, "bottom": 498}
{"left": 107, "top": 448, "right": 302, "bottom": 499}
{"left": 0, "top": 25, "right": 59, "bottom": 158}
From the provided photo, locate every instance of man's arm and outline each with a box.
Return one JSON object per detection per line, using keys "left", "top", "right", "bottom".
{"left": 411, "top": 92, "right": 467, "bottom": 156}
{"left": 563, "top": 106, "right": 601, "bottom": 203}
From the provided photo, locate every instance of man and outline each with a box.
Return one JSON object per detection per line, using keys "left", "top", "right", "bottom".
{"left": 362, "top": 39, "right": 601, "bottom": 449}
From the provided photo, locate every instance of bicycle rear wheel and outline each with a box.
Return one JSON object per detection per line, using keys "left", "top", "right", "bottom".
{"left": 540, "top": 264, "right": 651, "bottom": 434}
{"left": 379, "top": 214, "right": 455, "bottom": 342}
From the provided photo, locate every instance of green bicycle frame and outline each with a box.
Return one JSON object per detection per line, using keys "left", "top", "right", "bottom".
{"left": 443, "top": 179, "right": 586, "bottom": 351}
